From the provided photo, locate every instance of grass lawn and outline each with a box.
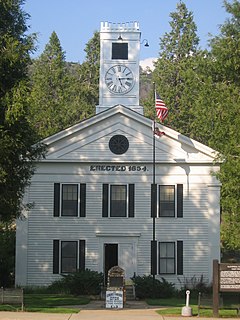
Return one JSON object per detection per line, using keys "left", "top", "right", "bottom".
{"left": 146, "top": 298, "right": 240, "bottom": 318}
{"left": 0, "top": 294, "right": 90, "bottom": 313}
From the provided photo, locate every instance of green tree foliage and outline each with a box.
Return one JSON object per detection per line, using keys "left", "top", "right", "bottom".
{"left": 150, "top": 0, "right": 240, "bottom": 250}
{"left": 0, "top": 223, "right": 15, "bottom": 287}
{"left": 152, "top": 1, "right": 202, "bottom": 135}
{"left": 29, "top": 31, "right": 98, "bottom": 138}
{"left": 29, "top": 31, "right": 73, "bottom": 138}
{"left": 0, "top": 0, "right": 44, "bottom": 222}
{"left": 207, "top": 0, "right": 240, "bottom": 250}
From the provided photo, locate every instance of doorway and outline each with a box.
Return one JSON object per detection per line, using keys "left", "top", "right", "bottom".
{"left": 104, "top": 243, "right": 118, "bottom": 284}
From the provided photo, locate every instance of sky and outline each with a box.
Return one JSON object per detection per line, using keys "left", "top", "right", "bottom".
{"left": 23, "top": 0, "right": 230, "bottom": 68}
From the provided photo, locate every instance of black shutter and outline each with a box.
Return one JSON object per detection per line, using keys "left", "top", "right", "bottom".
{"left": 53, "top": 240, "right": 59, "bottom": 274}
{"left": 151, "top": 184, "right": 157, "bottom": 217}
{"left": 54, "top": 183, "right": 60, "bottom": 217}
{"left": 128, "top": 184, "right": 135, "bottom": 217}
{"left": 80, "top": 184, "right": 86, "bottom": 217}
{"left": 177, "top": 241, "right": 183, "bottom": 275}
{"left": 102, "top": 184, "right": 109, "bottom": 217}
{"left": 177, "top": 184, "right": 183, "bottom": 218}
{"left": 151, "top": 240, "right": 157, "bottom": 275}
{"left": 79, "top": 240, "right": 86, "bottom": 271}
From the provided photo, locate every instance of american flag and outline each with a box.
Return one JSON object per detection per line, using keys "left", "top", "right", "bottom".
{"left": 155, "top": 92, "right": 168, "bottom": 122}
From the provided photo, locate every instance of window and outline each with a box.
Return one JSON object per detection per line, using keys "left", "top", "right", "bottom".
{"left": 110, "top": 185, "right": 127, "bottom": 217}
{"left": 62, "top": 184, "right": 78, "bottom": 216}
{"left": 151, "top": 184, "right": 183, "bottom": 218}
{"left": 159, "top": 185, "right": 175, "bottom": 217}
{"left": 53, "top": 240, "right": 85, "bottom": 274}
{"left": 158, "top": 241, "right": 183, "bottom": 275}
{"left": 53, "top": 183, "right": 86, "bottom": 217}
{"left": 159, "top": 242, "right": 175, "bottom": 274}
{"left": 102, "top": 184, "right": 135, "bottom": 218}
{"left": 61, "top": 241, "right": 77, "bottom": 273}
{"left": 112, "top": 43, "right": 128, "bottom": 60}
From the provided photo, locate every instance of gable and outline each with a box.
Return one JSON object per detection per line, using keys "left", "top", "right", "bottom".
{"left": 42, "top": 106, "right": 217, "bottom": 164}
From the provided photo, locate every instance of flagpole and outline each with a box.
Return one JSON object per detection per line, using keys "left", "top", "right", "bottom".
{"left": 151, "top": 82, "right": 157, "bottom": 295}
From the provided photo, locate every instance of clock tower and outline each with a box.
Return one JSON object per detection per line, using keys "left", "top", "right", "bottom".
{"left": 96, "top": 21, "right": 143, "bottom": 115}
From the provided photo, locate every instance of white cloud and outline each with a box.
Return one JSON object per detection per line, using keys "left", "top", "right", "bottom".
{"left": 140, "top": 57, "right": 157, "bottom": 71}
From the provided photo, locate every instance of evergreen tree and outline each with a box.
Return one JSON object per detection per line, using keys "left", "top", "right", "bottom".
{"left": 29, "top": 31, "right": 98, "bottom": 138}
{"left": 152, "top": 1, "right": 202, "bottom": 136}
{"left": 0, "top": 0, "right": 44, "bottom": 222}
{"left": 29, "top": 31, "right": 72, "bottom": 138}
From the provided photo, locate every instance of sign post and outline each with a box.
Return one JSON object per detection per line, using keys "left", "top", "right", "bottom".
{"left": 212, "top": 260, "right": 240, "bottom": 317}
{"left": 213, "top": 259, "right": 219, "bottom": 317}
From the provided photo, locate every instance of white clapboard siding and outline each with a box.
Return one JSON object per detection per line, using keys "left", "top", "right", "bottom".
{"left": 15, "top": 106, "right": 221, "bottom": 287}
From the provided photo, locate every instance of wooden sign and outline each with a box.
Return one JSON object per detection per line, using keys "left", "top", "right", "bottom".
{"left": 219, "top": 263, "right": 240, "bottom": 292}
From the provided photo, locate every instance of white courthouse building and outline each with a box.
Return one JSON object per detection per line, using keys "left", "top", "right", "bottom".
{"left": 15, "top": 22, "right": 221, "bottom": 288}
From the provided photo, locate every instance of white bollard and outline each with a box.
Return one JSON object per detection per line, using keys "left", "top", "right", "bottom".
{"left": 181, "top": 290, "right": 192, "bottom": 316}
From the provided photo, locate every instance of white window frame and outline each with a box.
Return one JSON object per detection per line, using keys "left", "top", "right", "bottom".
{"left": 60, "top": 240, "right": 79, "bottom": 274}
{"left": 60, "top": 183, "right": 80, "bottom": 217}
{"left": 157, "top": 184, "right": 177, "bottom": 218}
{"left": 108, "top": 184, "right": 129, "bottom": 218}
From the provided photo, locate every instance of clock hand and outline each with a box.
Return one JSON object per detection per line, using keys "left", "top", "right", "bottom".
{"left": 118, "top": 77, "right": 123, "bottom": 85}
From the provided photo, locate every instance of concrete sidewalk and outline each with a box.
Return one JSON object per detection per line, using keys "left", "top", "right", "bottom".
{"left": 0, "top": 300, "right": 235, "bottom": 320}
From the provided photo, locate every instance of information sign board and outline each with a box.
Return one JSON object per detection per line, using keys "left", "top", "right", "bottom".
{"left": 106, "top": 290, "right": 123, "bottom": 309}
{"left": 219, "top": 263, "right": 240, "bottom": 292}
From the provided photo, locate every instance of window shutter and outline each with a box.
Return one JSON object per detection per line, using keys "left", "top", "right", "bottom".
{"left": 151, "top": 184, "right": 157, "bottom": 217}
{"left": 177, "top": 241, "right": 183, "bottom": 275}
{"left": 102, "top": 184, "right": 109, "bottom": 217}
{"left": 151, "top": 240, "right": 157, "bottom": 275}
{"left": 80, "top": 184, "right": 86, "bottom": 217}
{"left": 54, "top": 183, "right": 60, "bottom": 217}
{"left": 128, "top": 184, "right": 135, "bottom": 217}
{"left": 177, "top": 184, "right": 183, "bottom": 218}
{"left": 79, "top": 240, "right": 86, "bottom": 271}
{"left": 53, "top": 240, "right": 59, "bottom": 274}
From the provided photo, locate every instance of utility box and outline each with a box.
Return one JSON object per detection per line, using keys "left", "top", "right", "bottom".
{"left": 106, "top": 266, "right": 125, "bottom": 308}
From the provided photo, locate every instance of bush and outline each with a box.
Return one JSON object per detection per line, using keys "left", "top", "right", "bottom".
{"left": 48, "top": 269, "right": 104, "bottom": 295}
{"left": 132, "top": 275, "right": 175, "bottom": 299}
{"left": 177, "top": 275, "right": 212, "bottom": 298}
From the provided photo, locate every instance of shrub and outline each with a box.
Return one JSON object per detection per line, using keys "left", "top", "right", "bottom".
{"left": 48, "top": 269, "right": 104, "bottom": 295}
{"left": 177, "top": 275, "right": 212, "bottom": 298}
{"left": 132, "top": 275, "right": 175, "bottom": 299}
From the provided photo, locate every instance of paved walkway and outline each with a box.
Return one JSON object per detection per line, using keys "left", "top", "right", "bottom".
{"left": 0, "top": 300, "right": 235, "bottom": 320}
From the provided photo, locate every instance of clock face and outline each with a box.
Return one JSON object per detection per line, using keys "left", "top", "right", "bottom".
{"left": 105, "top": 65, "right": 134, "bottom": 94}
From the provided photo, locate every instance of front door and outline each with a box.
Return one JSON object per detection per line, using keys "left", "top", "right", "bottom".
{"left": 119, "top": 243, "right": 135, "bottom": 279}
{"left": 104, "top": 243, "right": 118, "bottom": 284}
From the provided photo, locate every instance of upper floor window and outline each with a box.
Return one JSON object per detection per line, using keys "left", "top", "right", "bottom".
{"left": 159, "top": 185, "right": 175, "bottom": 217}
{"left": 112, "top": 43, "right": 128, "bottom": 60}
{"left": 102, "top": 184, "right": 134, "bottom": 218}
{"left": 62, "top": 184, "right": 78, "bottom": 216}
{"left": 54, "top": 183, "right": 86, "bottom": 217}
{"left": 110, "top": 185, "right": 127, "bottom": 217}
{"left": 151, "top": 184, "right": 183, "bottom": 218}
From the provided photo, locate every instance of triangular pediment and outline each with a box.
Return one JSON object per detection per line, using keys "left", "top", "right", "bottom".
{"left": 42, "top": 105, "right": 217, "bottom": 164}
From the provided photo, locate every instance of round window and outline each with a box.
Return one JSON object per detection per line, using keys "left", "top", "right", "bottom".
{"left": 109, "top": 135, "right": 129, "bottom": 155}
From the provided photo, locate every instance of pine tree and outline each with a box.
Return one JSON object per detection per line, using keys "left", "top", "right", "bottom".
{"left": 29, "top": 31, "right": 72, "bottom": 138}
{"left": 152, "top": 1, "right": 202, "bottom": 136}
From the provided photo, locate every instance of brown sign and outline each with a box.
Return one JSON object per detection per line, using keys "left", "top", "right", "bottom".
{"left": 219, "top": 263, "right": 240, "bottom": 292}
